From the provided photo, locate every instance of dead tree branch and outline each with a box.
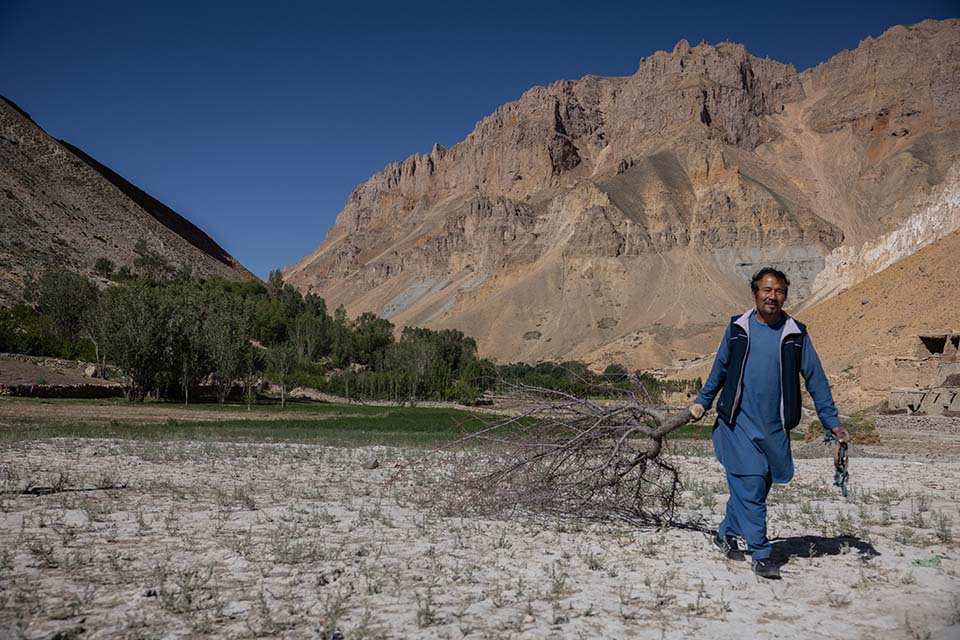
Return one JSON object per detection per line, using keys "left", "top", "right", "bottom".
{"left": 434, "top": 375, "right": 697, "bottom": 527}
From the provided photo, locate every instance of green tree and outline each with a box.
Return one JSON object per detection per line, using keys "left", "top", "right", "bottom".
{"left": 34, "top": 268, "right": 98, "bottom": 338}
{"left": 169, "top": 283, "right": 209, "bottom": 404}
{"left": 386, "top": 331, "right": 439, "bottom": 404}
{"left": 32, "top": 268, "right": 102, "bottom": 362}
{"left": 433, "top": 328, "right": 478, "bottom": 374}
{"left": 241, "top": 346, "right": 265, "bottom": 410}
{"left": 93, "top": 257, "right": 115, "bottom": 279}
{"left": 0, "top": 305, "right": 53, "bottom": 356}
{"left": 329, "top": 305, "right": 355, "bottom": 366}
{"left": 204, "top": 292, "right": 252, "bottom": 403}
{"left": 265, "top": 269, "right": 285, "bottom": 298}
{"left": 267, "top": 341, "right": 297, "bottom": 408}
{"left": 603, "top": 363, "right": 629, "bottom": 383}
{"left": 303, "top": 293, "right": 328, "bottom": 321}
{"left": 114, "top": 264, "right": 134, "bottom": 282}
{"left": 100, "top": 282, "right": 174, "bottom": 400}
{"left": 253, "top": 297, "right": 289, "bottom": 345}
{"left": 290, "top": 312, "right": 326, "bottom": 363}
{"left": 278, "top": 283, "right": 304, "bottom": 315}
{"left": 252, "top": 283, "right": 304, "bottom": 346}
{"left": 634, "top": 371, "right": 664, "bottom": 402}
{"left": 133, "top": 239, "right": 174, "bottom": 280}
{"left": 352, "top": 312, "right": 394, "bottom": 367}
{"left": 456, "top": 357, "right": 496, "bottom": 403}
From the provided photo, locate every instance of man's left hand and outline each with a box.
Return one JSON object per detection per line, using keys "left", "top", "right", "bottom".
{"left": 831, "top": 426, "right": 850, "bottom": 443}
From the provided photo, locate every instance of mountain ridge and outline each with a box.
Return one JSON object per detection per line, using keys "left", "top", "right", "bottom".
{"left": 56, "top": 139, "right": 240, "bottom": 271}
{"left": 285, "top": 19, "right": 959, "bottom": 370}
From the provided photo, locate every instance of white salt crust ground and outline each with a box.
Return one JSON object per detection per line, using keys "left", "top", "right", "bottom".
{"left": 0, "top": 438, "right": 958, "bottom": 639}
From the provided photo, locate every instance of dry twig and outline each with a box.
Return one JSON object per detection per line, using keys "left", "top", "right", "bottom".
{"left": 431, "top": 375, "right": 696, "bottom": 526}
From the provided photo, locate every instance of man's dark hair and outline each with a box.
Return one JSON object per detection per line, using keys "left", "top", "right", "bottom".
{"left": 750, "top": 267, "right": 790, "bottom": 294}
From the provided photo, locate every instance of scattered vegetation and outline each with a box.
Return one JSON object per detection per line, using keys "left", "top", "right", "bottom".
{"left": 0, "top": 413, "right": 954, "bottom": 637}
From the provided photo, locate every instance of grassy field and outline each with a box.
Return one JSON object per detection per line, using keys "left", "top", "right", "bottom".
{"left": 0, "top": 397, "right": 808, "bottom": 448}
{"left": 0, "top": 398, "right": 489, "bottom": 447}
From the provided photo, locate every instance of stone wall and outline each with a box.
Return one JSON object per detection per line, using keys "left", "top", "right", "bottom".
{"left": 0, "top": 383, "right": 124, "bottom": 399}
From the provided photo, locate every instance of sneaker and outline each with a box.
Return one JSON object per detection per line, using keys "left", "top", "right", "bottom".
{"left": 752, "top": 558, "right": 781, "bottom": 579}
{"left": 711, "top": 533, "right": 745, "bottom": 561}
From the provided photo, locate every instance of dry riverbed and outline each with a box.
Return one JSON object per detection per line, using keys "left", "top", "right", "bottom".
{"left": 1, "top": 431, "right": 959, "bottom": 639}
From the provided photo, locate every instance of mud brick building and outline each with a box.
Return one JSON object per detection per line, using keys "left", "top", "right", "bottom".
{"left": 887, "top": 333, "right": 960, "bottom": 415}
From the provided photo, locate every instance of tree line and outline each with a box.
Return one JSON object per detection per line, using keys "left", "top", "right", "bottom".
{"left": 0, "top": 246, "right": 695, "bottom": 404}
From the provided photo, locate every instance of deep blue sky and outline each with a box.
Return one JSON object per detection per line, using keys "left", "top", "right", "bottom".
{"left": 2, "top": 1, "right": 956, "bottom": 279}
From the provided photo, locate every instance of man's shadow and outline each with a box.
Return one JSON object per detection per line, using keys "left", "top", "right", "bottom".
{"left": 769, "top": 534, "right": 880, "bottom": 566}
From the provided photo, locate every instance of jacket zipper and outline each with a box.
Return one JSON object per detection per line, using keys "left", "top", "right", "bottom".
{"left": 732, "top": 327, "right": 749, "bottom": 417}
{"left": 778, "top": 333, "right": 786, "bottom": 434}
{"left": 778, "top": 324, "right": 801, "bottom": 434}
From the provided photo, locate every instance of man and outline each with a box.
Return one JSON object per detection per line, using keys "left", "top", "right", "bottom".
{"left": 689, "top": 267, "right": 849, "bottom": 579}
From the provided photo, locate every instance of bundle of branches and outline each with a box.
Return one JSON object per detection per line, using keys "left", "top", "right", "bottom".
{"left": 436, "top": 377, "right": 697, "bottom": 527}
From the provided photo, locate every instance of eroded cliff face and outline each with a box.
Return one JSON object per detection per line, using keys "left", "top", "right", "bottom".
{"left": 286, "top": 19, "right": 959, "bottom": 369}
{"left": 806, "top": 163, "right": 960, "bottom": 307}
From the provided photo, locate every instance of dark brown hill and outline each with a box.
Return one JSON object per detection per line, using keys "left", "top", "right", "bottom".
{"left": 56, "top": 139, "right": 237, "bottom": 269}
{"left": 0, "top": 95, "right": 256, "bottom": 304}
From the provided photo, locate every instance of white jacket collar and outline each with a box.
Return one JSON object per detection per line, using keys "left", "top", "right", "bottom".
{"left": 734, "top": 309, "right": 753, "bottom": 334}
{"left": 735, "top": 309, "right": 801, "bottom": 338}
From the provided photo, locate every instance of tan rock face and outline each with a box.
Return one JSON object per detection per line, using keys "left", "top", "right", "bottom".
{"left": 286, "top": 19, "right": 959, "bottom": 369}
{"left": 0, "top": 97, "right": 256, "bottom": 304}
{"left": 798, "top": 227, "right": 960, "bottom": 405}
{"left": 805, "top": 163, "right": 960, "bottom": 307}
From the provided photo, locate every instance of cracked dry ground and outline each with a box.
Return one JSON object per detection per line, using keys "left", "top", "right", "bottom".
{"left": 1, "top": 428, "right": 958, "bottom": 639}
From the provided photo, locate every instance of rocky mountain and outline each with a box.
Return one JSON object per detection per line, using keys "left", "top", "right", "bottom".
{"left": 0, "top": 96, "right": 256, "bottom": 305}
{"left": 285, "top": 19, "right": 959, "bottom": 369}
{"left": 805, "top": 155, "right": 960, "bottom": 307}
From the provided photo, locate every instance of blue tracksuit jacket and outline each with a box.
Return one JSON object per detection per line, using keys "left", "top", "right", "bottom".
{"left": 695, "top": 309, "right": 842, "bottom": 482}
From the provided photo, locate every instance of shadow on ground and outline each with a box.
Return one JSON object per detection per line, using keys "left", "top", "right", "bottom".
{"left": 771, "top": 534, "right": 880, "bottom": 565}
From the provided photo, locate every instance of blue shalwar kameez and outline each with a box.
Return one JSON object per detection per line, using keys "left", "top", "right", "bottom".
{"left": 696, "top": 312, "right": 841, "bottom": 560}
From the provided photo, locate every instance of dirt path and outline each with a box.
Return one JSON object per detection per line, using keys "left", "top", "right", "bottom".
{"left": 0, "top": 353, "right": 118, "bottom": 387}
{"left": 871, "top": 415, "right": 960, "bottom": 459}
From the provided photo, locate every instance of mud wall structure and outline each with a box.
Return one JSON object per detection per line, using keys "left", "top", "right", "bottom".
{"left": 887, "top": 334, "right": 960, "bottom": 415}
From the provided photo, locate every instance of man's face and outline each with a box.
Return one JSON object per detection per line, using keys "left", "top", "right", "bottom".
{"left": 753, "top": 274, "right": 787, "bottom": 319}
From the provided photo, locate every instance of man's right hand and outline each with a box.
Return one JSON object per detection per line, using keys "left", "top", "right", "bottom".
{"left": 831, "top": 425, "right": 850, "bottom": 443}
{"left": 688, "top": 403, "right": 705, "bottom": 421}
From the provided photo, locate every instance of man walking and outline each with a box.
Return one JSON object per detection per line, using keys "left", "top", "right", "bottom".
{"left": 689, "top": 267, "right": 849, "bottom": 579}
